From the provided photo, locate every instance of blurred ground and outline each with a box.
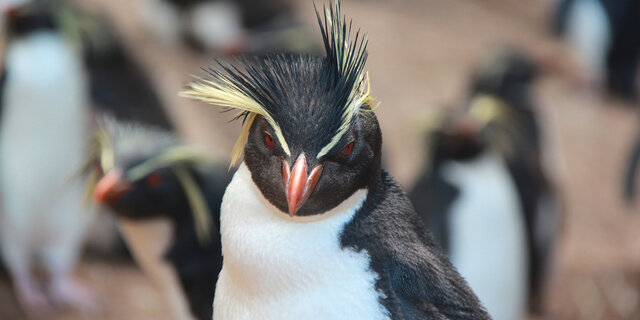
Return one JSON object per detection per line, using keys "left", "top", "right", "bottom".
{"left": 2, "top": 0, "right": 640, "bottom": 319}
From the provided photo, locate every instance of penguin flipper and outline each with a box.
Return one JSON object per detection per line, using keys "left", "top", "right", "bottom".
{"left": 343, "top": 172, "right": 490, "bottom": 319}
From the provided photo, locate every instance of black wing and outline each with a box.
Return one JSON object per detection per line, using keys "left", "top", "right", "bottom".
{"left": 408, "top": 166, "right": 459, "bottom": 253}
{"left": 341, "top": 171, "right": 490, "bottom": 320}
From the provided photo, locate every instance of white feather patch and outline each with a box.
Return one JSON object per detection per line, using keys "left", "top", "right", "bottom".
{"left": 213, "top": 163, "right": 389, "bottom": 320}
{"left": 442, "top": 151, "right": 528, "bottom": 320}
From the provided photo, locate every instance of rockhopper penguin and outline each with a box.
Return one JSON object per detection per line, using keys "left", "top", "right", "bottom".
{"left": 409, "top": 110, "right": 528, "bottom": 320}
{"left": 180, "top": 1, "right": 490, "bottom": 319}
{"left": 0, "top": 1, "right": 96, "bottom": 313}
{"left": 0, "top": 1, "right": 172, "bottom": 314}
{"left": 410, "top": 51, "right": 561, "bottom": 318}
{"left": 86, "top": 119, "right": 227, "bottom": 320}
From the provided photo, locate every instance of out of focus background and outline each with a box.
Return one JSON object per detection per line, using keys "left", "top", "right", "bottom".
{"left": 1, "top": 0, "right": 640, "bottom": 319}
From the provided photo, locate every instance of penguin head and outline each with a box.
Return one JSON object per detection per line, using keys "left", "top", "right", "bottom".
{"left": 87, "top": 119, "right": 216, "bottom": 240}
{"left": 428, "top": 112, "right": 486, "bottom": 164}
{"left": 94, "top": 159, "right": 187, "bottom": 220}
{"left": 243, "top": 106, "right": 381, "bottom": 217}
{"left": 181, "top": 0, "right": 379, "bottom": 217}
{"left": 470, "top": 49, "right": 538, "bottom": 110}
{"left": 4, "top": 1, "right": 58, "bottom": 37}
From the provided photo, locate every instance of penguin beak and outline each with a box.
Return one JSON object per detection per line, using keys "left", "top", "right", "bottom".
{"left": 282, "top": 154, "right": 323, "bottom": 217}
{"left": 93, "top": 170, "right": 132, "bottom": 205}
{"left": 455, "top": 116, "right": 481, "bottom": 138}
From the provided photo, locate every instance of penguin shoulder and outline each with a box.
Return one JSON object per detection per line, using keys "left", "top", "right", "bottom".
{"left": 340, "top": 170, "right": 490, "bottom": 319}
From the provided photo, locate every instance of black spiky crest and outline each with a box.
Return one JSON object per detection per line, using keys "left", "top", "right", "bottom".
{"left": 179, "top": 0, "right": 374, "bottom": 165}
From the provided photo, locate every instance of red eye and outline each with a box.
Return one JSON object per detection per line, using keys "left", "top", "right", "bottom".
{"left": 264, "top": 133, "right": 275, "bottom": 148}
{"left": 146, "top": 173, "right": 162, "bottom": 187}
{"left": 343, "top": 142, "right": 355, "bottom": 155}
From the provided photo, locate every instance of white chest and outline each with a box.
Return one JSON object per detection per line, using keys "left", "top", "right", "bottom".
{"left": 442, "top": 152, "right": 528, "bottom": 320}
{"left": 213, "top": 164, "right": 389, "bottom": 320}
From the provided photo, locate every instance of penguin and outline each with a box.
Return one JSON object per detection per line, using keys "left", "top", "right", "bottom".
{"left": 0, "top": 1, "right": 96, "bottom": 312}
{"left": 141, "top": 0, "right": 315, "bottom": 54}
{"left": 0, "top": 0, "right": 171, "bottom": 314}
{"left": 179, "top": 1, "right": 490, "bottom": 319}
{"left": 409, "top": 112, "right": 528, "bottom": 320}
{"left": 410, "top": 51, "right": 561, "bottom": 318}
{"left": 470, "top": 51, "right": 561, "bottom": 315}
{"left": 553, "top": 0, "right": 640, "bottom": 101}
{"left": 86, "top": 119, "right": 228, "bottom": 320}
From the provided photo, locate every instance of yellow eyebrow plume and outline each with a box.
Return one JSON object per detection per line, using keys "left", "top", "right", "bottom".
{"left": 179, "top": 75, "right": 291, "bottom": 167}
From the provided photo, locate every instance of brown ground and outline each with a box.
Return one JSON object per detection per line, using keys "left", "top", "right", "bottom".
{"left": 2, "top": 0, "right": 640, "bottom": 319}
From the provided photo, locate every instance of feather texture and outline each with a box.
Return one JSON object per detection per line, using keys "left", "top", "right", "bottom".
{"left": 179, "top": 0, "right": 373, "bottom": 163}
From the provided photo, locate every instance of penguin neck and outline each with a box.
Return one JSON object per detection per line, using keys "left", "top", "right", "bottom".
{"left": 219, "top": 162, "right": 369, "bottom": 292}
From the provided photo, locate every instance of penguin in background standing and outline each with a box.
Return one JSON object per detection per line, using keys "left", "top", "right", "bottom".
{"left": 85, "top": 119, "right": 228, "bottom": 320}
{"left": 0, "top": 1, "right": 96, "bottom": 312}
{"left": 553, "top": 0, "right": 640, "bottom": 102}
{"left": 410, "top": 108, "right": 529, "bottom": 320}
{"left": 409, "top": 51, "right": 562, "bottom": 319}
{"left": 180, "top": 1, "right": 490, "bottom": 318}
{"left": 0, "top": 0, "right": 172, "bottom": 314}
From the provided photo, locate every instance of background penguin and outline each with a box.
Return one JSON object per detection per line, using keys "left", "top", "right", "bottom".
{"left": 0, "top": 1, "right": 96, "bottom": 312}
{"left": 553, "top": 0, "right": 640, "bottom": 102}
{"left": 86, "top": 119, "right": 228, "bottom": 320}
{"left": 410, "top": 50, "right": 562, "bottom": 318}
{"left": 140, "top": 0, "right": 315, "bottom": 54}
{"left": 410, "top": 110, "right": 527, "bottom": 320}
{"left": 180, "top": 1, "right": 490, "bottom": 318}
{"left": 0, "top": 0, "right": 171, "bottom": 314}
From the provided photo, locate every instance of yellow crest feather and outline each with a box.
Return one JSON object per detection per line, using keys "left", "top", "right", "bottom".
{"left": 179, "top": 75, "right": 290, "bottom": 167}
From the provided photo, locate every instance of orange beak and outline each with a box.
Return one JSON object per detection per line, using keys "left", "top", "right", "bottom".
{"left": 93, "top": 170, "right": 132, "bottom": 205}
{"left": 283, "top": 154, "right": 323, "bottom": 217}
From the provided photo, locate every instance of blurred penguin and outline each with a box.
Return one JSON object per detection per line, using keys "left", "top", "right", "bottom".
{"left": 468, "top": 51, "right": 562, "bottom": 314}
{"left": 84, "top": 119, "right": 227, "bottom": 320}
{"left": 140, "top": 0, "right": 315, "bottom": 54}
{"left": 0, "top": 0, "right": 172, "bottom": 314}
{"left": 409, "top": 51, "right": 561, "bottom": 318}
{"left": 0, "top": 1, "right": 96, "bottom": 312}
{"left": 553, "top": 0, "right": 640, "bottom": 101}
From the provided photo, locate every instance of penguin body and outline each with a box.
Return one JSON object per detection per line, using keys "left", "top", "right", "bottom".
{"left": 216, "top": 164, "right": 385, "bottom": 319}
{"left": 554, "top": 0, "right": 640, "bottom": 101}
{"left": 445, "top": 152, "right": 527, "bottom": 320}
{"left": 181, "top": 2, "right": 490, "bottom": 318}
{"left": 418, "top": 146, "right": 528, "bottom": 320}
{"left": 0, "top": 1, "right": 171, "bottom": 311}
{"left": 471, "top": 52, "right": 561, "bottom": 314}
{"left": 90, "top": 121, "right": 227, "bottom": 320}
{"left": 0, "top": 8, "right": 94, "bottom": 311}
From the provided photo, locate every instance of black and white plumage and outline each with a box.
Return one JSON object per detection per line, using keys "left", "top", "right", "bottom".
{"left": 0, "top": 1, "right": 96, "bottom": 312}
{"left": 553, "top": 0, "right": 640, "bottom": 101}
{"left": 87, "top": 119, "right": 228, "bottom": 320}
{"left": 410, "top": 51, "right": 561, "bottom": 318}
{"left": 181, "top": 1, "right": 489, "bottom": 319}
